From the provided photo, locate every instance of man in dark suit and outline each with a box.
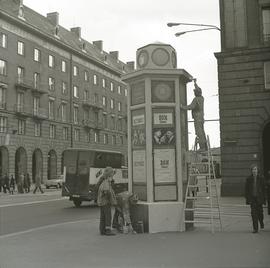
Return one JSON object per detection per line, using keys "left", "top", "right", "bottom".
{"left": 245, "top": 164, "right": 266, "bottom": 233}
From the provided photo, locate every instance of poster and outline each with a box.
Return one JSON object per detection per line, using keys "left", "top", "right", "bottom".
{"left": 132, "top": 110, "right": 146, "bottom": 147}
{"left": 153, "top": 127, "right": 175, "bottom": 145}
{"left": 132, "top": 150, "right": 146, "bottom": 183}
{"left": 154, "top": 148, "right": 176, "bottom": 183}
{"left": 153, "top": 112, "right": 173, "bottom": 125}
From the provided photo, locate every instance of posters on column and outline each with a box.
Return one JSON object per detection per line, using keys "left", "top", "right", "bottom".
{"left": 132, "top": 150, "right": 146, "bottom": 183}
{"left": 154, "top": 148, "right": 176, "bottom": 183}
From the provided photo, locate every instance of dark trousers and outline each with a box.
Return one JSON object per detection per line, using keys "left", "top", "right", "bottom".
{"left": 250, "top": 197, "right": 264, "bottom": 231}
{"left": 33, "top": 186, "right": 44, "bottom": 193}
{"left": 99, "top": 205, "right": 112, "bottom": 234}
{"left": 267, "top": 187, "right": 270, "bottom": 215}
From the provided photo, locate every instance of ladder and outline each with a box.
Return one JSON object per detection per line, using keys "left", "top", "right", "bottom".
{"left": 182, "top": 135, "right": 222, "bottom": 233}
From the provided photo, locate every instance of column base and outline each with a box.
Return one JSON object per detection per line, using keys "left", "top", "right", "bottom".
{"left": 131, "top": 201, "right": 184, "bottom": 233}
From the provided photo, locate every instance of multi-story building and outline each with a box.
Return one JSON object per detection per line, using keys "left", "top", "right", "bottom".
{"left": 216, "top": 0, "right": 270, "bottom": 195}
{"left": 0, "top": 0, "right": 133, "bottom": 183}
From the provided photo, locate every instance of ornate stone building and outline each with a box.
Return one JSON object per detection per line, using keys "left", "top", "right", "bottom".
{"left": 216, "top": 0, "right": 270, "bottom": 195}
{"left": 0, "top": 0, "right": 133, "bottom": 182}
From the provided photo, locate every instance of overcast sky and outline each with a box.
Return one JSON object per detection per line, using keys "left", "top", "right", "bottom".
{"left": 24, "top": 0, "right": 221, "bottom": 148}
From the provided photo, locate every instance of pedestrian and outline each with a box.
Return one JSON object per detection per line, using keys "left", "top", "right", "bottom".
{"left": 3, "top": 173, "right": 10, "bottom": 194}
{"left": 33, "top": 173, "right": 44, "bottom": 194}
{"left": 266, "top": 170, "right": 270, "bottom": 215}
{"left": 17, "top": 173, "right": 24, "bottom": 193}
{"left": 23, "top": 173, "right": 31, "bottom": 193}
{"left": 9, "top": 174, "right": 15, "bottom": 195}
{"left": 245, "top": 164, "right": 266, "bottom": 233}
{"left": 180, "top": 79, "right": 207, "bottom": 151}
{"left": 97, "top": 167, "right": 117, "bottom": 236}
{"left": 0, "top": 174, "right": 3, "bottom": 193}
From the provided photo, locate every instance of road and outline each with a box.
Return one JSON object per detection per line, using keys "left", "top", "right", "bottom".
{"left": 0, "top": 191, "right": 99, "bottom": 236}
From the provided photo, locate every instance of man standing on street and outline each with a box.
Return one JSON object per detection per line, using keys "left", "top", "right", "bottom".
{"left": 180, "top": 79, "right": 207, "bottom": 151}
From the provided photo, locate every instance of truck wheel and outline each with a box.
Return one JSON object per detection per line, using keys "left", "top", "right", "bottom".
{"left": 73, "top": 199, "right": 82, "bottom": 207}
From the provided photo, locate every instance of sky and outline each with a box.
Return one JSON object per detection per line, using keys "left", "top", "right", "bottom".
{"left": 24, "top": 0, "right": 221, "bottom": 148}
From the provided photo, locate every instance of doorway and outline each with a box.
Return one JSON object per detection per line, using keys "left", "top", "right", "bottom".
{"left": 263, "top": 122, "right": 270, "bottom": 177}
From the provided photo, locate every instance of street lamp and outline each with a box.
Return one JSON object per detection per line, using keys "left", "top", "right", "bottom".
{"left": 167, "top": 22, "right": 220, "bottom": 31}
{"left": 175, "top": 27, "right": 220, "bottom": 37}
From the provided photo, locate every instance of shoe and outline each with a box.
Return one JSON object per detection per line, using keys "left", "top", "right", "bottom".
{"left": 252, "top": 230, "right": 258, "bottom": 233}
{"left": 104, "top": 229, "right": 116, "bottom": 236}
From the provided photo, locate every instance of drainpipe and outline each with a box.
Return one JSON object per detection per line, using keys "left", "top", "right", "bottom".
{"left": 69, "top": 53, "right": 73, "bottom": 148}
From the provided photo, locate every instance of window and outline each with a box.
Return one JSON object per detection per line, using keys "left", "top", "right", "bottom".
{"left": 102, "top": 78, "right": 106, "bottom": 88}
{"left": 264, "top": 61, "right": 270, "bottom": 89}
{"left": 102, "top": 96, "right": 106, "bottom": 106}
{"left": 62, "top": 81, "right": 67, "bottom": 95}
{"left": 34, "top": 122, "right": 41, "bottom": 137}
{"left": 33, "top": 96, "right": 40, "bottom": 116}
{"left": 0, "top": 33, "right": 7, "bottom": 48}
{"left": 63, "top": 127, "right": 68, "bottom": 140}
{"left": 48, "top": 77, "right": 55, "bottom": 91}
{"left": 124, "top": 88, "right": 127, "bottom": 96}
{"left": 118, "top": 119, "right": 122, "bottom": 131}
{"left": 94, "top": 131, "right": 99, "bottom": 143}
{"left": 111, "top": 116, "right": 116, "bottom": 130}
{"left": 263, "top": 7, "right": 270, "bottom": 42}
{"left": 73, "top": 65, "right": 78, "bottom": 76}
{"left": 83, "top": 90, "right": 89, "bottom": 101}
{"left": 118, "top": 85, "right": 121, "bottom": 95}
{"left": 61, "top": 60, "right": 66, "bottom": 72}
{"left": 17, "top": 92, "right": 24, "bottom": 112}
{"left": 74, "top": 129, "right": 80, "bottom": 141}
{"left": 61, "top": 102, "right": 67, "bottom": 122}
{"left": 33, "top": 72, "right": 39, "bottom": 89}
{"left": 110, "top": 99, "right": 114, "bottom": 109}
{"left": 17, "top": 66, "right": 24, "bottom": 82}
{"left": 84, "top": 70, "right": 89, "bottom": 81}
{"left": 18, "top": 119, "right": 25, "bottom": 135}
{"left": 0, "top": 60, "right": 7, "bottom": 76}
{"left": 94, "top": 93, "right": 99, "bottom": 104}
{"left": 49, "top": 99, "right": 55, "bottom": 119}
{"left": 0, "top": 87, "right": 6, "bottom": 109}
{"left": 93, "top": 74, "right": 97, "bottom": 85}
{"left": 86, "top": 131, "right": 91, "bottom": 143}
{"left": 0, "top": 116, "right": 7, "bottom": 133}
{"left": 48, "top": 55, "right": 55, "bottom": 68}
{"left": 103, "top": 134, "right": 108, "bottom": 144}
{"left": 34, "top": 48, "right": 40, "bottom": 62}
{"left": 103, "top": 114, "right": 107, "bottom": 128}
{"left": 17, "top": 41, "right": 24, "bottom": 55}
{"left": 112, "top": 135, "right": 116, "bottom": 145}
{"left": 120, "top": 135, "right": 124, "bottom": 145}
{"left": 73, "top": 105, "right": 79, "bottom": 124}
{"left": 118, "top": 101, "right": 122, "bottom": 112}
{"left": 49, "top": 124, "right": 56, "bottom": 139}
{"left": 110, "top": 82, "right": 114, "bottom": 92}
{"left": 73, "top": 85, "right": 79, "bottom": 98}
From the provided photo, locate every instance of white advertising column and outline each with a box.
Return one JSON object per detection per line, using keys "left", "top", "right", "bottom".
{"left": 123, "top": 43, "right": 192, "bottom": 233}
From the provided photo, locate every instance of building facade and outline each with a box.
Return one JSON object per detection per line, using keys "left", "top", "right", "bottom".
{"left": 216, "top": 0, "right": 270, "bottom": 195}
{"left": 0, "top": 0, "right": 133, "bottom": 183}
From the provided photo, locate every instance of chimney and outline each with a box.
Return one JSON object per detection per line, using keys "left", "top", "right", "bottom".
{"left": 126, "top": 61, "right": 135, "bottom": 71}
{"left": 47, "top": 12, "right": 59, "bottom": 26}
{"left": 70, "top": 27, "right": 81, "bottom": 39}
{"left": 109, "top": 51, "right": 119, "bottom": 60}
{"left": 93, "top": 40, "right": 103, "bottom": 51}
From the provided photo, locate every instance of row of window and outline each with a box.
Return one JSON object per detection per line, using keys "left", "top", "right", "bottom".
{"left": 0, "top": 34, "right": 127, "bottom": 95}
{"left": 0, "top": 116, "right": 125, "bottom": 144}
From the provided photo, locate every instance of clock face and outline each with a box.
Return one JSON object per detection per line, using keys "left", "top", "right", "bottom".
{"left": 154, "top": 83, "right": 172, "bottom": 101}
{"left": 137, "top": 50, "right": 149, "bottom": 68}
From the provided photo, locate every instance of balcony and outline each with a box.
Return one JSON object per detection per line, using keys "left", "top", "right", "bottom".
{"left": 14, "top": 104, "right": 31, "bottom": 117}
{"left": 82, "top": 119, "right": 95, "bottom": 129}
{"left": 15, "top": 76, "right": 32, "bottom": 90}
{"left": 82, "top": 99, "right": 103, "bottom": 110}
{"left": 32, "top": 108, "right": 48, "bottom": 120}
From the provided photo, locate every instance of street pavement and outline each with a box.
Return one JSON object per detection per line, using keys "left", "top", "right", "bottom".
{"left": 0, "top": 188, "right": 270, "bottom": 268}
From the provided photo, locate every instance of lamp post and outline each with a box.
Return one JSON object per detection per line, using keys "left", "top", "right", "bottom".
{"left": 167, "top": 22, "right": 220, "bottom": 31}
{"left": 175, "top": 27, "right": 220, "bottom": 37}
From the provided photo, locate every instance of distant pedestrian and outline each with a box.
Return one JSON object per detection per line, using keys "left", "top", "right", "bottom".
{"left": 33, "top": 173, "right": 44, "bottom": 194}
{"left": 23, "top": 173, "right": 31, "bottom": 193}
{"left": 245, "top": 164, "right": 266, "bottom": 233}
{"left": 97, "top": 167, "right": 117, "bottom": 236}
{"left": 266, "top": 170, "right": 270, "bottom": 215}
{"left": 0, "top": 174, "right": 3, "bottom": 193}
{"left": 3, "top": 173, "right": 10, "bottom": 194}
{"left": 9, "top": 174, "right": 15, "bottom": 195}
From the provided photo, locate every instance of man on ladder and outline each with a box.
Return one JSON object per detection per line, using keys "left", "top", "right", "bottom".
{"left": 180, "top": 79, "right": 207, "bottom": 152}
